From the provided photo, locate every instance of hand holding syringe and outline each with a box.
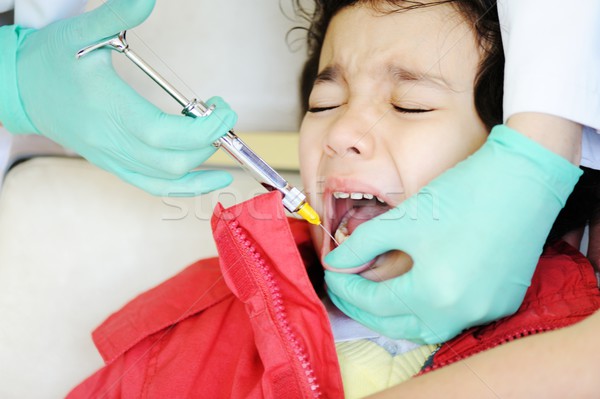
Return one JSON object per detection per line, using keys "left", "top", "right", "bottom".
{"left": 76, "top": 31, "right": 320, "bottom": 225}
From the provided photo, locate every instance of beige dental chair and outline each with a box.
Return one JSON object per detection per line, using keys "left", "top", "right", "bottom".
{"left": 0, "top": 1, "right": 307, "bottom": 397}
{"left": 0, "top": 135, "right": 301, "bottom": 398}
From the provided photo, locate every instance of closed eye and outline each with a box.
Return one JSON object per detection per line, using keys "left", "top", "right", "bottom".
{"left": 393, "top": 105, "right": 433, "bottom": 114}
{"left": 308, "top": 105, "right": 340, "bottom": 113}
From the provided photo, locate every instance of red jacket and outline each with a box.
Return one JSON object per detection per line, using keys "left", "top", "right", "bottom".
{"left": 68, "top": 192, "right": 600, "bottom": 398}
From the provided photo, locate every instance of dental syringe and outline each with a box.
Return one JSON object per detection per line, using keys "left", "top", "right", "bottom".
{"left": 76, "top": 31, "right": 320, "bottom": 225}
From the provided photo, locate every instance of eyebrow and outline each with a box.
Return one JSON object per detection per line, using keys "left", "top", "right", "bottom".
{"left": 314, "top": 63, "right": 453, "bottom": 90}
{"left": 388, "top": 64, "right": 452, "bottom": 90}
{"left": 313, "top": 65, "right": 342, "bottom": 85}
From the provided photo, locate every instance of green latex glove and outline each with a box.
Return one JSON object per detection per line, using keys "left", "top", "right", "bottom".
{"left": 324, "top": 125, "right": 582, "bottom": 344}
{"left": 0, "top": 0, "right": 237, "bottom": 196}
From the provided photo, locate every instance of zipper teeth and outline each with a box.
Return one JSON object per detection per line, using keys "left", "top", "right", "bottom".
{"left": 229, "top": 220, "right": 323, "bottom": 398}
{"left": 423, "top": 325, "right": 554, "bottom": 373}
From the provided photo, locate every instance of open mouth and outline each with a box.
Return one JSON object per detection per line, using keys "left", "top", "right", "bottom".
{"left": 332, "top": 191, "right": 390, "bottom": 244}
{"left": 322, "top": 188, "right": 393, "bottom": 273}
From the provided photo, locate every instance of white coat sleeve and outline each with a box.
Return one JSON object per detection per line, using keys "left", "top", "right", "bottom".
{"left": 498, "top": 1, "right": 600, "bottom": 132}
{"left": 14, "top": 0, "right": 87, "bottom": 28}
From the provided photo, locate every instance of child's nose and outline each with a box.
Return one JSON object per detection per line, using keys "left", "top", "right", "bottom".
{"left": 323, "top": 106, "right": 376, "bottom": 159}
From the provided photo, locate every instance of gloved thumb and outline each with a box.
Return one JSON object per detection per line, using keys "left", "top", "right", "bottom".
{"left": 324, "top": 205, "right": 415, "bottom": 270}
{"left": 66, "top": 0, "right": 156, "bottom": 46}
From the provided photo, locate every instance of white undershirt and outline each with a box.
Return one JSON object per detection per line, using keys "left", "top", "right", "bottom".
{"left": 323, "top": 296, "right": 420, "bottom": 356}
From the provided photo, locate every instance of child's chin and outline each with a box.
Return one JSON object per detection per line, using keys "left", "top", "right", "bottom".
{"left": 358, "top": 250, "right": 413, "bottom": 282}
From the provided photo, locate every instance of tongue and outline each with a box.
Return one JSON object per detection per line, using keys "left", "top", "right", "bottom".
{"left": 346, "top": 205, "right": 390, "bottom": 235}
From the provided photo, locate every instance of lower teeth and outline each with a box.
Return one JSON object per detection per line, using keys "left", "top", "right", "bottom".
{"left": 334, "top": 219, "right": 349, "bottom": 245}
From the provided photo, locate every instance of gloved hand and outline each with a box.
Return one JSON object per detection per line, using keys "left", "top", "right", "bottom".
{"left": 324, "top": 125, "right": 582, "bottom": 344}
{"left": 0, "top": 0, "right": 237, "bottom": 196}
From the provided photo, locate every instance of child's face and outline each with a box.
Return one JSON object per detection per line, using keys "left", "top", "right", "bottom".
{"left": 299, "top": 3, "right": 488, "bottom": 280}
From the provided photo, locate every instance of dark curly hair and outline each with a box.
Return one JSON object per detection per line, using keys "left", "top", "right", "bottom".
{"left": 293, "top": 0, "right": 504, "bottom": 130}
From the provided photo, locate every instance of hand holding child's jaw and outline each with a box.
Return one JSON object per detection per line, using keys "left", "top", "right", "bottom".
{"left": 323, "top": 126, "right": 582, "bottom": 343}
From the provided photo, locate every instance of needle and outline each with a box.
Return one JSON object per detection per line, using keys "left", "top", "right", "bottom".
{"left": 319, "top": 223, "right": 340, "bottom": 246}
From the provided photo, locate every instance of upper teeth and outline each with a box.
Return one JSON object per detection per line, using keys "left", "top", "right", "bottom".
{"left": 333, "top": 191, "right": 384, "bottom": 203}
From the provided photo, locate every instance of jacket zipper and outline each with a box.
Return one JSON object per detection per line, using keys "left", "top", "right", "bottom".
{"left": 229, "top": 220, "right": 323, "bottom": 398}
{"left": 421, "top": 324, "right": 555, "bottom": 373}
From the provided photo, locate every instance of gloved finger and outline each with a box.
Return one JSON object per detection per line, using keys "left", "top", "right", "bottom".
{"left": 324, "top": 205, "right": 415, "bottom": 269}
{"left": 119, "top": 169, "right": 233, "bottom": 197}
{"left": 324, "top": 270, "right": 416, "bottom": 317}
{"left": 66, "top": 0, "right": 156, "bottom": 46}
{"left": 82, "top": 127, "right": 220, "bottom": 180}
{"left": 327, "top": 286, "right": 436, "bottom": 343}
{"left": 132, "top": 96, "right": 238, "bottom": 151}
{"left": 117, "top": 145, "right": 219, "bottom": 180}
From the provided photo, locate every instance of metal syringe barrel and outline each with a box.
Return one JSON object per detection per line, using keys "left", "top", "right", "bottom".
{"left": 76, "top": 30, "right": 315, "bottom": 221}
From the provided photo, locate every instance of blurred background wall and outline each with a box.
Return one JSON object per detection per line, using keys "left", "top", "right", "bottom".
{"left": 85, "top": 0, "right": 309, "bottom": 132}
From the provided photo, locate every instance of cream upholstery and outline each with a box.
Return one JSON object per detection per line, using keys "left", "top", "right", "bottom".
{"left": 0, "top": 156, "right": 302, "bottom": 397}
